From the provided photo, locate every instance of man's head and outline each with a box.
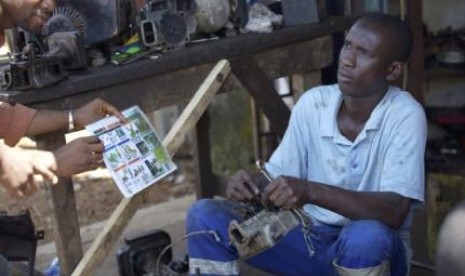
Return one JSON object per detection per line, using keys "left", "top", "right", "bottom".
{"left": 0, "top": 0, "right": 56, "bottom": 33}
{"left": 337, "top": 13, "right": 413, "bottom": 97}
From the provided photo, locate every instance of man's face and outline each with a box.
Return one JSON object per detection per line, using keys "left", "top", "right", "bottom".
{"left": 337, "top": 21, "right": 394, "bottom": 98}
{"left": 3, "top": 0, "right": 55, "bottom": 33}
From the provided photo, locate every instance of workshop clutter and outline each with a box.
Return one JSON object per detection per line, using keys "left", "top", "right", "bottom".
{"left": 0, "top": 0, "right": 325, "bottom": 90}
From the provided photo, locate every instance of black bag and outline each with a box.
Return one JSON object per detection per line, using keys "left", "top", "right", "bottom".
{"left": 0, "top": 210, "right": 44, "bottom": 276}
{"left": 117, "top": 229, "right": 172, "bottom": 276}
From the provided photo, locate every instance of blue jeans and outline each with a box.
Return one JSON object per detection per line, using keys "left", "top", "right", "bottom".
{"left": 186, "top": 199, "right": 408, "bottom": 276}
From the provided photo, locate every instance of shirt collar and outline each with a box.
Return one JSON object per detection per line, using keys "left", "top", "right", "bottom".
{"left": 320, "top": 85, "right": 396, "bottom": 138}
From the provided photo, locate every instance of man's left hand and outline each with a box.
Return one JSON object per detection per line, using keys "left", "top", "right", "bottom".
{"left": 53, "top": 136, "right": 105, "bottom": 176}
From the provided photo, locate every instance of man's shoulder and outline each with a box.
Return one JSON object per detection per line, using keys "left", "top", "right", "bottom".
{"left": 381, "top": 86, "right": 426, "bottom": 129}
{"left": 386, "top": 86, "right": 424, "bottom": 114}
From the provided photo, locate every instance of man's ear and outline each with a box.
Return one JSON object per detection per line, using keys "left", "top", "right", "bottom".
{"left": 386, "top": 61, "right": 404, "bottom": 82}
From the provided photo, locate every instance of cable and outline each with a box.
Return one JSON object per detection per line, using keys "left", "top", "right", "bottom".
{"left": 156, "top": 230, "right": 221, "bottom": 276}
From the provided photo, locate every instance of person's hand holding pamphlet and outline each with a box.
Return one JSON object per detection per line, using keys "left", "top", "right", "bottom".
{"left": 85, "top": 106, "right": 177, "bottom": 198}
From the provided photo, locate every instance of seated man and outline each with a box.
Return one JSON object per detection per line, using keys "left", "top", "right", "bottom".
{"left": 186, "top": 13, "right": 426, "bottom": 275}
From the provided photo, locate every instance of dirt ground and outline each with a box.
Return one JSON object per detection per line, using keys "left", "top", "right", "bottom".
{"left": 0, "top": 138, "right": 197, "bottom": 244}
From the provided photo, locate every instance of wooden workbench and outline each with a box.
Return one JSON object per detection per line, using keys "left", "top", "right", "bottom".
{"left": 0, "top": 16, "right": 351, "bottom": 275}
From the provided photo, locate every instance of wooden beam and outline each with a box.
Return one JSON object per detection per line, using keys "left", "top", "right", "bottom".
{"left": 231, "top": 57, "right": 291, "bottom": 138}
{"left": 71, "top": 59, "right": 231, "bottom": 276}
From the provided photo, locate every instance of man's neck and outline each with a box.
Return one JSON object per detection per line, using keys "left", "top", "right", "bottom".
{"left": 342, "top": 85, "right": 389, "bottom": 123}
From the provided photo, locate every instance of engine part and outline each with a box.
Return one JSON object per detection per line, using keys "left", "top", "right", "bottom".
{"left": 228, "top": 208, "right": 302, "bottom": 258}
{"left": 194, "top": 0, "right": 231, "bottom": 33}
{"left": 42, "top": 5, "right": 86, "bottom": 37}
{"left": 44, "top": 31, "right": 88, "bottom": 69}
{"left": 0, "top": 29, "right": 68, "bottom": 91}
{"left": 228, "top": 160, "right": 314, "bottom": 259}
{"left": 42, "top": 6, "right": 88, "bottom": 70}
{"left": 139, "top": 0, "right": 196, "bottom": 50}
{"left": 64, "top": 0, "right": 136, "bottom": 45}
{"left": 0, "top": 57, "right": 67, "bottom": 91}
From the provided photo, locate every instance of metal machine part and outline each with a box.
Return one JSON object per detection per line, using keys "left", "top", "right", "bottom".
{"left": 228, "top": 160, "right": 313, "bottom": 259}
{"left": 0, "top": 29, "right": 68, "bottom": 91}
{"left": 64, "top": 0, "right": 136, "bottom": 45}
{"left": 42, "top": 5, "right": 88, "bottom": 69}
{"left": 139, "top": 0, "right": 196, "bottom": 50}
{"left": 0, "top": 3, "right": 89, "bottom": 91}
{"left": 42, "top": 5, "right": 86, "bottom": 37}
{"left": 194, "top": 0, "right": 231, "bottom": 34}
{"left": 0, "top": 58, "right": 67, "bottom": 91}
{"left": 228, "top": 208, "right": 302, "bottom": 258}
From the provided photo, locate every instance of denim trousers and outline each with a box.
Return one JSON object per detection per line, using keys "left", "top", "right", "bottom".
{"left": 186, "top": 198, "right": 408, "bottom": 276}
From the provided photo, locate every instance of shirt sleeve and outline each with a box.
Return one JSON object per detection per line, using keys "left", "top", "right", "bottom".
{"left": 380, "top": 105, "right": 427, "bottom": 203}
{"left": 0, "top": 102, "right": 37, "bottom": 146}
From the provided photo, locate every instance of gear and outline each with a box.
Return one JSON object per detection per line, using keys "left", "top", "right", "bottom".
{"left": 42, "top": 5, "right": 86, "bottom": 37}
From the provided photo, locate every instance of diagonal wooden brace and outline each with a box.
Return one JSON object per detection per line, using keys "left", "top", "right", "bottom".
{"left": 71, "top": 59, "right": 231, "bottom": 276}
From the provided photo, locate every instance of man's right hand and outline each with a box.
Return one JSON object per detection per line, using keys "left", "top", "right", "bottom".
{"left": 53, "top": 136, "right": 104, "bottom": 177}
{"left": 226, "top": 170, "right": 260, "bottom": 201}
{"left": 0, "top": 145, "right": 57, "bottom": 199}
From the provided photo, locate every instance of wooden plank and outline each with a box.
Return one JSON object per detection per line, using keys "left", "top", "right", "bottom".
{"left": 192, "top": 112, "right": 216, "bottom": 198}
{"left": 231, "top": 57, "right": 291, "bottom": 138}
{"left": 36, "top": 131, "right": 83, "bottom": 275}
{"left": 71, "top": 59, "right": 231, "bottom": 276}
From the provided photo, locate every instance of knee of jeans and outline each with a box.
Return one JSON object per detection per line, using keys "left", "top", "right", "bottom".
{"left": 186, "top": 199, "right": 216, "bottom": 225}
{"left": 339, "top": 220, "right": 394, "bottom": 254}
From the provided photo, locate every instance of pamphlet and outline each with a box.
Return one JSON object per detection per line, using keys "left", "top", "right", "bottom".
{"left": 85, "top": 106, "right": 177, "bottom": 198}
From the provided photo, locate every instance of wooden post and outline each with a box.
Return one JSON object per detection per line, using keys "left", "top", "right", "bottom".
{"left": 406, "top": 0, "right": 425, "bottom": 103}
{"left": 36, "top": 131, "right": 83, "bottom": 275}
{"left": 71, "top": 60, "right": 231, "bottom": 276}
{"left": 230, "top": 57, "right": 291, "bottom": 138}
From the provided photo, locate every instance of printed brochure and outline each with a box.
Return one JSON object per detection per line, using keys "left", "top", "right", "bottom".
{"left": 86, "top": 106, "right": 177, "bottom": 197}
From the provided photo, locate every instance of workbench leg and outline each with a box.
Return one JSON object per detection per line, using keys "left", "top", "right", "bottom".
{"left": 36, "top": 132, "right": 83, "bottom": 276}
{"left": 230, "top": 56, "right": 291, "bottom": 138}
{"left": 192, "top": 111, "right": 217, "bottom": 198}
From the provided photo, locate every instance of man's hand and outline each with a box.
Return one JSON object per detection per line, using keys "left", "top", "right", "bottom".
{"left": 73, "top": 98, "right": 125, "bottom": 129}
{"left": 0, "top": 146, "right": 58, "bottom": 199}
{"left": 226, "top": 170, "right": 260, "bottom": 201}
{"left": 53, "top": 136, "right": 104, "bottom": 176}
{"left": 262, "top": 176, "right": 309, "bottom": 209}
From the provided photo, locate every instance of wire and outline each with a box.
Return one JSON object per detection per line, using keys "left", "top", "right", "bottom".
{"left": 156, "top": 230, "right": 221, "bottom": 276}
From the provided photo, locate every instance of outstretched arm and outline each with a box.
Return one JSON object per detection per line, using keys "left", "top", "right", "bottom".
{"left": 26, "top": 98, "right": 125, "bottom": 135}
